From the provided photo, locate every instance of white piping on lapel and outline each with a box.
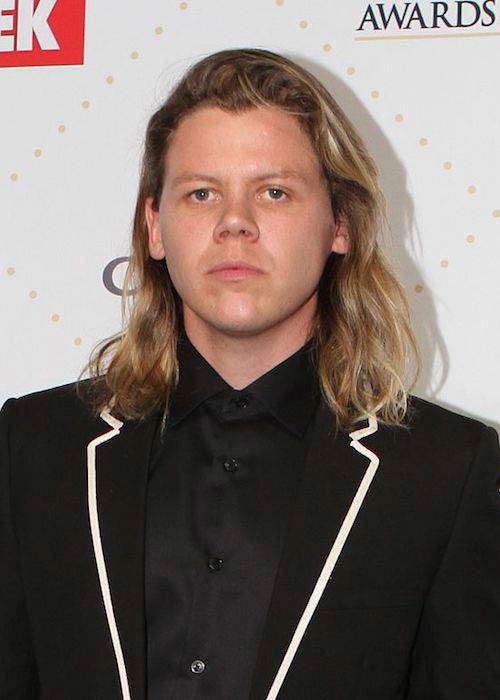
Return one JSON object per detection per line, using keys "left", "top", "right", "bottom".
{"left": 87, "top": 409, "right": 131, "bottom": 700}
{"left": 265, "top": 416, "right": 380, "bottom": 700}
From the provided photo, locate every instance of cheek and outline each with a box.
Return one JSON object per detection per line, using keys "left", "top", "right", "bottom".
{"left": 161, "top": 232, "right": 189, "bottom": 290}
{"left": 165, "top": 252, "right": 192, "bottom": 296}
{"left": 274, "top": 222, "right": 333, "bottom": 275}
{"left": 161, "top": 227, "right": 209, "bottom": 301}
{"left": 161, "top": 213, "right": 193, "bottom": 260}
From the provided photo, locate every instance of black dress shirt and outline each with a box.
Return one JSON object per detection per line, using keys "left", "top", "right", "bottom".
{"left": 145, "top": 335, "right": 319, "bottom": 699}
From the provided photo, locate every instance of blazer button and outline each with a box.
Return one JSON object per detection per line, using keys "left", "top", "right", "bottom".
{"left": 190, "top": 659, "right": 206, "bottom": 674}
{"left": 207, "top": 557, "right": 223, "bottom": 572}
{"left": 223, "top": 458, "right": 239, "bottom": 472}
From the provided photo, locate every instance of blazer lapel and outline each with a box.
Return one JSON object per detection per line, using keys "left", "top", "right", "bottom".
{"left": 250, "top": 403, "right": 380, "bottom": 700}
{"left": 86, "top": 409, "right": 158, "bottom": 700}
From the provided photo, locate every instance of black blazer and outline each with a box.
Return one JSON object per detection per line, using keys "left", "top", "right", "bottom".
{"left": 1, "top": 383, "right": 499, "bottom": 699}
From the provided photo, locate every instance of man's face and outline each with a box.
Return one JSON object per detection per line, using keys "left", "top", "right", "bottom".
{"left": 146, "top": 105, "right": 347, "bottom": 342}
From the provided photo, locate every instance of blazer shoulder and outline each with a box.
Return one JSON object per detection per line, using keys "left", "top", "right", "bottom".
{"left": 407, "top": 394, "right": 493, "bottom": 435}
{"left": 400, "top": 394, "right": 498, "bottom": 463}
{"left": 1, "top": 379, "right": 100, "bottom": 441}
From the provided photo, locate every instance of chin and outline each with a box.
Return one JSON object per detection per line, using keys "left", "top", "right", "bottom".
{"left": 201, "top": 307, "right": 275, "bottom": 337}
{"left": 211, "top": 319, "right": 268, "bottom": 338}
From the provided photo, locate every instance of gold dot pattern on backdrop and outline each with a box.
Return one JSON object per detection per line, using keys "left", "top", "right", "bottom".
{"left": 467, "top": 185, "right": 476, "bottom": 194}
{"left": 106, "top": 75, "right": 114, "bottom": 84}
{"left": 51, "top": 313, "right": 60, "bottom": 322}
{"left": 155, "top": 26, "right": 164, "bottom": 34}
{"left": 7, "top": 267, "right": 15, "bottom": 276}
{"left": 58, "top": 124, "right": 66, "bottom": 133}
{"left": 10, "top": 172, "right": 19, "bottom": 181}
{"left": 414, "top": 284, "right": 424, "bottom": 293}
{"left": 323, "top": 43, "right": 332, "bottom": 52}
{"left": 29, "top": 290, "right": 38, "bottom": 299}
{"left": 440, "top": 259, "right": 449, "bottom": 268}
{"left": 371, "top": 90, "right": 380, "bottom": 99}
{"left": 466, "top": 234, "right": 475, "bottom": 243}
{"left": 130, "top": 51, "right": 139, "bottom": 60}
{"left": 81, "top": 100, "right": 90, "bottom": 109}
{"left": 419, "top": 137, "right": 428, "bottom": 146}
{"left": 34, "top": 148, "right": 42, "bottom": 158}
{"left": 179, "top": 1, "right": 188, "bottom": 9}
{"left": 493, "top": 209, "right": 500, "bottom": 218}
{"left": 347, "top": 67, "right": 355, "bottom": 75}
{"left": 395, "top": 113, "right": 404, "bottom": 123}
{"left": 74, "top": 337, "right": 82, "bottom": 346}
{"left": 299, "top": 20, "right": 308, "bottom": 28}
{"left": 443, "top": 161, "right": 452, "bottom": 170}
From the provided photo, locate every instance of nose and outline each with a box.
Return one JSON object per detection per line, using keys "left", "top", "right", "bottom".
{"left": 213, "top": 195, "right": 259, "bottom": 243}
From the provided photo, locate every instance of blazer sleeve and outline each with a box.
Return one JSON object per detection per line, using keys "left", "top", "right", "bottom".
{"left": 0, "top": 399, "right": 40, "bottom": 698}
{"left": 407, "top": 424, "right": 500, "bottom": 699}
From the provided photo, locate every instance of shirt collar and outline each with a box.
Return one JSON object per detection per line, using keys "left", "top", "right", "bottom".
{"left": 168, "top": 333, "right": 319, "bottom": 437}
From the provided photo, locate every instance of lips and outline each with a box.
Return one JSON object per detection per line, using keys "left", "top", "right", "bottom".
{"left": 207, "top": 260, "right": 264, "bottom": 275}
{"left": 206, "top": 260, "right": 265, "bottom": 282}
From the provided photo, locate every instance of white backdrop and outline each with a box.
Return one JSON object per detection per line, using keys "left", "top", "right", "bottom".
{"left": 1, "top": 0, "right": 499, "bottom": 431}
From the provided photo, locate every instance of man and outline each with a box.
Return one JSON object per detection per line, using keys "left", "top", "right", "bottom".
{"left": 1, "top": 49, "right": 499, "bottom": 699}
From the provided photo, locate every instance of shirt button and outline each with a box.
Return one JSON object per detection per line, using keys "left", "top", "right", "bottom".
{"left": 222, "top": 458, "right": 239, "bottom": 472}
{"left": 234, "top": 395, "right": 249, "bottom": 409}
{"left": 207, "top": 557, "right": 223, "bottom": 572}
{"left": 190, "top": 659, "right": 205, "bottom": 674}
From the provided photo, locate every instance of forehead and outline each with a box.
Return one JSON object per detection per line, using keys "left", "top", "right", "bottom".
{"left": 163, "top": 105, "right": 322, "bottom": 178}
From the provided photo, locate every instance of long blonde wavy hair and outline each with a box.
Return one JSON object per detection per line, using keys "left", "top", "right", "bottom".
{"left": 85, "top": 48, "right": 418, "bottom": 430}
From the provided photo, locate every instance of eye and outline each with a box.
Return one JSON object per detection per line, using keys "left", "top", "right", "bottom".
{"left": 266, "top": 187, "right": 287, "bottom": 200}
{"left": 190, "top": 188, "right": 212, "bottom": 202}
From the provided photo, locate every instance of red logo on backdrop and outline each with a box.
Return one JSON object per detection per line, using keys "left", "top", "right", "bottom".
{"left": 0, "top": 0, "right": 85, "bottom": 68}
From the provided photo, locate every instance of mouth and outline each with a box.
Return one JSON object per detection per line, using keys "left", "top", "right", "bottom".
{"left": 207, "top": 260, "right": 265, "bottom": 280}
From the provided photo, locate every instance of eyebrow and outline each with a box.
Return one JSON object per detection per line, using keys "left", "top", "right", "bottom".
{"left": 170, "top": 169, "right": 309, "bottom": 188}
{"left": 171, "top": 173, "right": 220, "bottom": 187}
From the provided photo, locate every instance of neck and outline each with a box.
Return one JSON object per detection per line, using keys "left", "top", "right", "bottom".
{"left": 183, "top": 315, "right": 315, "bottom": 389}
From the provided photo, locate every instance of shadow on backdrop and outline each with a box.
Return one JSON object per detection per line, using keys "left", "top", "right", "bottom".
{"left": 298, "top": 57, "right": 493, "bottom": 423}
